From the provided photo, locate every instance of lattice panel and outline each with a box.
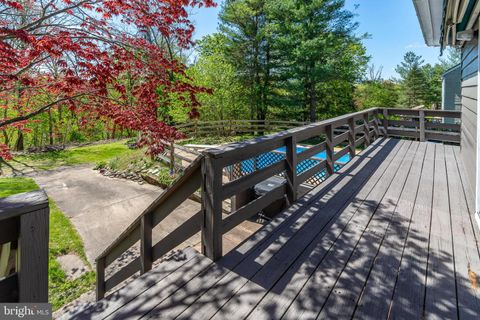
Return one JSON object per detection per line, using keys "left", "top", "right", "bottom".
{"left": 296, "top": 159, "right": 344, "bottom": 187}
{"left": 225, "top": 151, "right": 285, "bottom": 180}
{"left": 225, "top": 149, "right": 347, "bottom": 188}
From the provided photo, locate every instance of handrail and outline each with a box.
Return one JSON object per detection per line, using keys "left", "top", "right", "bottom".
{"left": 175, "top": 119, "right": 309, "bottom": 137}
{"left": 96, "top": 156, "right": 204, "bottom": 299}
{"left": 203, "top": 108, "right": 379, "bottom": 162}
{"left": 95, "top": 107, "right": 462, "bottom": 300}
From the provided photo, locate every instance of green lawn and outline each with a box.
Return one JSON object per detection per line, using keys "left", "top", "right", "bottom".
{"left": 2, "top": 140, "right": 134, "bottom": 175}
{"left": 0, "top": 177, "right": 95, "bottom": 310}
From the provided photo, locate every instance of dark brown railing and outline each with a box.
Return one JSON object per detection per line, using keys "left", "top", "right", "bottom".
{"left": 95, "top": 107, "right": 462, "bottom": 299}
{"left": 176, "top": 120, "right": 309, "bottom": 137}
{"left": 0, "top": 190, "right": 49, "bottom": 302}
{"left": 381, "top": 108, "right": 461, "bottom": 143}
{"left": 95, "top": 156, "right": 204, "bottom": 300}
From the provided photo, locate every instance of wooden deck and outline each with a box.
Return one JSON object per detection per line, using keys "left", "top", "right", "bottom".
{"left": 65, "top": 138, "right": 480, "bottom": 320}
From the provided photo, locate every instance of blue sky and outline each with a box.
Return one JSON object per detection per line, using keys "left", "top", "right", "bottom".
{"left": 190, "top": 0, "right": 442, "bottom": 79}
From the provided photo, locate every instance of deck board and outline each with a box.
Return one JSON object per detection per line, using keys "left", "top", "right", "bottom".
{"left": 445, "top": 146, "right": 480, "bottom": 319}
{"left": 241, "top": 140, "right": 407, "bottom": 320}
{"left": 388, "top": 143, "right": 435, "bottom": 319}
{"left": 280, "top": 141, "right": 413, "bottom": 320}
{"left": 423, "top": 144, "right": 457, "bottom": 320}
{"left": 317, "top": 141, "right": 420, "bottom": 319}
{"left": 66, "top": 139, "right": 480, "bottom": 320}
{"left": 353, "top": 142, "right": 427, "bottom": 319}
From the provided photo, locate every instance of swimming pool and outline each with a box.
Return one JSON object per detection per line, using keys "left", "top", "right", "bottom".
{"left": 233, "top": 145, "right": 351, "bottom": 184}
{"left": 275, "top": 146, "right": 350, "bottom": 164}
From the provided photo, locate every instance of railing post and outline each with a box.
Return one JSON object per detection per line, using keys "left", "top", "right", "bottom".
{"left": 140, "top": 213, "right": 153, "bottom": 274}
{"left": 169, "top": 140, "right": 175, "bottom": 174}
{"left": 201, "top": 155, "right": 223, "bottom": 261}
{"left": 96, "top": 257, "right": 106, "bottom": 300}
{"left": 7, "top": 191, "right": 50, "bottom": 303}
{"left": 382, "top": 108, "right": 389, "bottom": 137}
{"left": 326, "top": 124, "right": 334, "bottom": 175}
{"left": 348, "top": 118, "right": 356, "bottom": 158}
{"left": 363, "top": 113, "right": 371, "bottom": 147}
{"left": 285, "top": 135, "right": 298, "bottom": 203}
{"left": 373, "top": 109, "right": 380, "bottom": 139}
{"left": 419, "top": 110, "right": 426, "bottom": 142}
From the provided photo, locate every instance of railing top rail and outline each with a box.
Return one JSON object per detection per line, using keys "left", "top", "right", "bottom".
{"left": 96, "top": 155, "right": 204, "bottom": 261}
{"left": 385, "top": 108, "right": 461, "bottom": 117}
{"left": 0, "top": 190, "right": 49, "bottom": 221}
{"left": 175, "top": 119, "right": 309, "bottom": 130}
{"left": 202, "top": 108, "right": 379, "bottom": 161}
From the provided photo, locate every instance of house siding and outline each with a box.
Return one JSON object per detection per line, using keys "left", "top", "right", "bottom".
{"left": 442, "top": 64, "right": 461, "bottom": 113}
{"left": 461, "top": 39, "right": 478, "bottom": 193}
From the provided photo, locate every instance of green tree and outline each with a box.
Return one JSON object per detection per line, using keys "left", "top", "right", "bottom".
{"left": 422, "top": 63, "right": 444, "bottom": 108}
{"left": 219, "top": 0, "right": 271, "bottom": 121}
{"left": 395, "top": 52, "right": 428, "bottom": 107}
{"left": 354, "top": 81, "right": 399, "bottom": 110}
{"left": 187, "top": 34, "right": 250, "bottom": 121}
{"left": 268, "top": 0, "right": 368, "bottom": 121}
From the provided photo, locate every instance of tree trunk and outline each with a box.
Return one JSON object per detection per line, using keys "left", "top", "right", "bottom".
{"left": 48, "top": 109, "right": 54, "bottom": 145}
{"left": 2, "top": 130, "right": 9, "bottom": 146}
{"left": 14, "top": 131, "right": 24, "bottom": 151}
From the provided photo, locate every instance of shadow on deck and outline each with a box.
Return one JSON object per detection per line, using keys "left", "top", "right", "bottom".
{"left": 64, "top": 138, "right": 480, "bottom": 320}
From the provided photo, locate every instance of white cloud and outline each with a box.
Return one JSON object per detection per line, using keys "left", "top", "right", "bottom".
{"left": 405, "top": 42, "right": 427, "bottom": 49}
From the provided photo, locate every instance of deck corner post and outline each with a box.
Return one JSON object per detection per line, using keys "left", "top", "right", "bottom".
{"left": 96, "top": 256, "right": 106, "bottom": 301}
{"left": 140, "top": 213, "right": 153, "bottom": 274}
{"left": 17, "top": 194, "right": 49, "bottom": 303}
{"left": 348, "top": 117, "right": 356, "bottom": 158}
{"left": 382, "top": 108, "right": 389, "bottom": 137}
{"left": 201, "top": 155, "right": 223, "bottom": 261}
{"left": 419, "top": 110, "right": 426, "bottom": 142}
{"left": 326, "top": 124, "right": 335, "bottom": 175}
{"left": 285, "top": 135, "right": 298, "bottom": 203}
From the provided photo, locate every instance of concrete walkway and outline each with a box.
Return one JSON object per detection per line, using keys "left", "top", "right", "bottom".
{"left": 30, "top": 165, "right": 261, "bottom": 266}
{"left": 30, "top": 165, "right": 199, "bottom": 265}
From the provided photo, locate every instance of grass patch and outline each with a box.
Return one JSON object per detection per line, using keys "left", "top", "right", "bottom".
{"left": 0, "top": 177, "right": 95, "bottom": 311}
{"left": 0, "top": 177, "right": 39, "bottom": 197}
{"left": 3, "top": 140, "right": 134, "bottom": 175}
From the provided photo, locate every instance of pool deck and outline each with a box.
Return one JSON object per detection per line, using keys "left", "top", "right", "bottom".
{"left": 64, "top": 138, "right": 480, "bottom": 319}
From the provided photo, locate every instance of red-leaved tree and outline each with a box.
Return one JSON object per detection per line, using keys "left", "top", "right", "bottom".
{"left": 0, "top": 0, "right": 215, "bottom": 159}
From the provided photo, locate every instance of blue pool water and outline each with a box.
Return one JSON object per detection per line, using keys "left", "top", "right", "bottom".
{"left": 275, "top": 146, "right": 350, "bottom": 164}
{"left": 236, "top": 145, "right": 351, "bottom": 183}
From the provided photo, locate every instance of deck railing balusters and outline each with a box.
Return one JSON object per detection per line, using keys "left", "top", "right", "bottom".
{"left": 96, "top": 257, "right": 106, "bottom": 301}
{"left": 201, "top": 155, "right": 224, "bottom": 261}
{"left": 140, "top": 213, "right": 153, "bottom": 274}
{"left": 285, "top": 135, "right": 298, "bottom": 203}
{"left": 383, "top": 109, "right": 389, "bottom": 137}
{"left": 419, "top": 110, "right": 426, "bottom": 142}
{"left": 348, "top": 118, "right": 356, "bottom": 158}
{"left": 325, "top": 124, "right": 335, "bottom": 175}
{"left": 363, "top": 113, "right": 371, "bottom": 147}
